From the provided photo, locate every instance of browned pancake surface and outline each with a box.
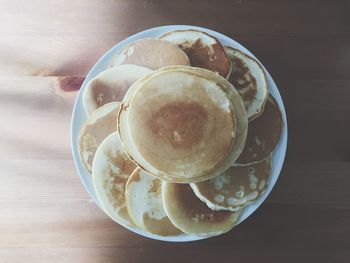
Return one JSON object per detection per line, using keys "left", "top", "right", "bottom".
{"left": 163, "top": 182, "right": 240, "bottom": 236}
{"left": 161, "top": 30, "right": 231, "bottom": 78}
{"left": 236, "top": 96, "right": 283, "bottom": 164}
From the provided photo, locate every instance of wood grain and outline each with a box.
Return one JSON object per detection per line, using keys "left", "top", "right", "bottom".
{"left": 0, "top": 1, "right": 349, "bottom": 262}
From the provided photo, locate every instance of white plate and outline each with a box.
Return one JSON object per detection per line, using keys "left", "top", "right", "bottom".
{"left": 71, "top": 25, "right": 288, "bottom": 242}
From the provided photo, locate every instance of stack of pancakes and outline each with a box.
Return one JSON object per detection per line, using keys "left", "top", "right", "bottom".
{"left": 78, "top": 30, "right": 283, "bottom": 238}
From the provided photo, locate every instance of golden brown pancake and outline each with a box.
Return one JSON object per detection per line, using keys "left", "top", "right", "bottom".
{"left": 125, "top": 168, "right": 182, "bottom": 236}
{"left": 78, "top": 102, "right": 119, "bottom": 173}
{"left": 165, "top": 66, "right": 248, "bottom": 174}
{"left": 236, "top": 96, "right": 283, "bottom": 165}
{"left": 92, "top": 132, "right": 137, "bottom": 226}
{"left": 83, "top": 65, "right": 152, "bottom": 115}
{"left": 160, "top": 30, "right": 232, "bottom": 78}
{"left": 162, "top": 182, "right": 240, "bottom": 236}
{"left": 118, "top": 66, "right": 248, "bottom": 183}
{"left": 226, "top": 47, "right": 268, "bottom": 120}
{"left": 191, "top": 156, "right": 272, "bottom": 211}
{"left": 110, "top": 38, "right": 190, "bottom": 70}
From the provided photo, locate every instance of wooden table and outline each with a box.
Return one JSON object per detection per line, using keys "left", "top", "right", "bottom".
{"left": 1, "top": 1, "right": 349, "bottom": 262}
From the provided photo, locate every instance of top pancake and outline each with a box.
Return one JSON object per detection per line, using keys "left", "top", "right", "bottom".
{"left": 118, "top": 66, "right": 248, "bottom": 183}
{"left": 110, "top": 38, "right": 190, "bottom": 70}
{"left": 160, "top": 30, "right": 231, "bottom": 78}
{"left": 235, "top": 96, "right": 283, "bottom": 165}
{"left": 226, "top": 46, "right": 268, "bottom": 120}
{"left": 165, "top": 66, "right": 248, "bottom": 174}
{"left": 83, "top": 64, "right": 152, "bottom": 115}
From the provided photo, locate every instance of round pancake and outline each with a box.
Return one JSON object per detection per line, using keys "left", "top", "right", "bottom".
{"left": 160, "top": 29, "right": 232, "bottom": 78}
{"left": 110, "top": 38, "right": 190, "bottom": 70}
{"left": 236, "top": 96, "right": 283, "bottom": 165}
{"left": 125, "top": 168, "right": 182, "bottom": 236}
{"left": 118, "top": 66, "right": 248, "bottom": 183}
{"left": 162, "top": 66, "right": 248, "bottom": 172}
{"left": 226, "top": 46, "right": 268, "bottom": 120}
{"left": 78, "top": 102, "right": 120, "bottom": 173}
{"left": 191, "top": 156, "right": 272, "bottom": 211}
{"left": 83, "top": 64, "right": 152, "bottom": 115}
{"left": 92, "top": 132, "right": 137, "bottom": 226}
{"left": 162, "top": 182, "right": 241, "bottom": 236}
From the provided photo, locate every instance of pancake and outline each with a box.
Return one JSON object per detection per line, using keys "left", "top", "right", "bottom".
{"left": 163, "top": 66, "right": 248, "bottom": 173}
{"left": 110, "top": 38, "right": 190, "bottom": 70}
{"left": 118, "top": 66, "right": 248, "bottom": 183}
{"left": 236, "top": 96, "right": 283, "bottom": 165}
{"left": 83, "top": 64, "right": 152, "bottom": 115}
{"left": 125, "top": 168, "right": 182, "bottom": 236}
{"left": 162, "top": 182, "right": 241, "bottom": 236}
{"left": 78, "top": 102, "right": 119, "bottom": 173}
{"left": 92, "top": 132, "right": 137, "bottom": 226}
{"left": 226, "top": 46, "right": 268, "bottom": 120}
{"left": 191, "top": 156, "right": 272, "bottom": 211}
{"left": 160, "top": 29, "right": 232, "bottom": 78}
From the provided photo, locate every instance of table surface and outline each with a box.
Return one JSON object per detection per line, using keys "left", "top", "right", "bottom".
{"left": 1, "top": 1, "right": 349, "bottom": 262}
